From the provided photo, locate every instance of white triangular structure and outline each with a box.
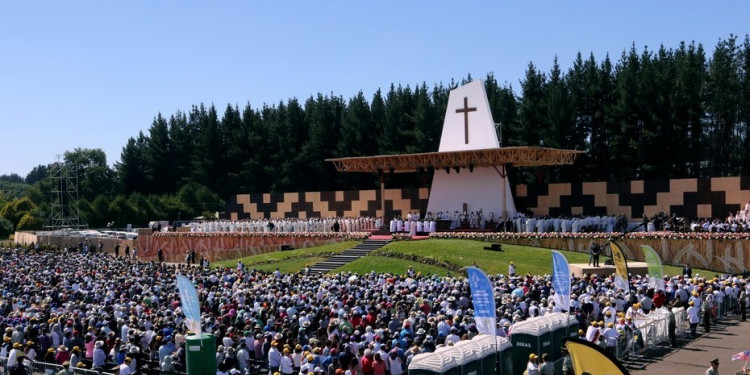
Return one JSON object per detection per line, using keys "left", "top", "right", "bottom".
{"left": 426, "top": 80, "right": 517, "bottom": 223}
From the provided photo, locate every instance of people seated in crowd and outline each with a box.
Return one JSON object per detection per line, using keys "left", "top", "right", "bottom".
{"left": 0, "top": 247, "right": 745, "bottom": 372}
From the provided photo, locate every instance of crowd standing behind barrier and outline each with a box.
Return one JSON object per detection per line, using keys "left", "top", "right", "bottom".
{"left": 183, "top": 217, "right": 381, "bottom": 234}
{"left": 0, "top": 248, "right": 747, "bottom": 375}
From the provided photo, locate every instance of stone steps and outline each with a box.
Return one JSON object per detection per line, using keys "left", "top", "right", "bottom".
{"left": 308, "top": 238, "right": 391, "bottom": 274}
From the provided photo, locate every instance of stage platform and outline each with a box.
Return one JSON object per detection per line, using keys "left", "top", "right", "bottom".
{"left": 569, "top": 262, "right": 649, "bottom": 277}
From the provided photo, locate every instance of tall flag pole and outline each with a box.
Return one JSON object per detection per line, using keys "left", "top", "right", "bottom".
{"left": 640, "top": 245, "right": 665, "bottom": 290}
{"left": 609, "top": 242, "right": 631, "bottom": 293}
{"left": 466, "top": 267, "right": 497, "bottom": 337}
{"left": 176, "top": 274, "right": 202, "bottom": 337}
{"left": 551, "top": 250, "right": 571, "bottom": 312}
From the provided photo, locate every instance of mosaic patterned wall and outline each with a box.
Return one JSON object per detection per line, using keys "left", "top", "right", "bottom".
{"left": 224, "top": 188, "right": 430, "bottom": 220}
{"left": 223, "top": 177, "right": 750, "bottom": 221}
{"left": 514, "top": 176, "right": 750, "bottom": 220}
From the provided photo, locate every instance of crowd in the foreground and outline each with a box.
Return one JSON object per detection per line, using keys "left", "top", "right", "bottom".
{"left": 0, "top": 248, "right": 747, "bottom": 375}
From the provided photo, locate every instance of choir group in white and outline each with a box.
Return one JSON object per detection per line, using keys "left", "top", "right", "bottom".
{"left": 172, "top": 201, "right": 750, "bottom": 236}
{"left": 511, "top": 214, "right": 621, "bottom": 233}
{"left": 388, "top": 212, "right": 438, "bottom": 235}
{"left": 180, "top": 212, "right": 624, "bottom": 235}
{"left": 184, "top": 217, "right": 381, "bottom": 233}
{"left": 692, "top": 201, "right": 750, "bottom": 232}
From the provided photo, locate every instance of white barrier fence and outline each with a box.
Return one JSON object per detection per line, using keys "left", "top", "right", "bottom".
{"left": 614, "top": 297, "right": 740, "bottom": 360}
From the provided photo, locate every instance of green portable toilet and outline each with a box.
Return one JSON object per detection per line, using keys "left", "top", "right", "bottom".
{"left": 567, "top": 314, "right": 579, "bottom": 339}
{"left": 544, "top": 312, "right": 568, "bottom": 361}
{"left": 468, "top": 335, "right": 497, "bottom": 375}
{"left": 409, "top": 352, "right": 460, "bottom": 375}
{"left": 509, "top": 317, "right": 552, "bottom": 373}
{"left": 186, "top": 333, "right": 217, "bottom": 375}
{"left": 453, "top": 341, "right": 488, "bottom": 375}
{"left": 474, "top": 334, "right": 513, "bottom": 375}
{"left": 494, "top": 336, "right": 513, "bottom": 375}
{"left": 434, "top": 346, "right": 481, "bottom": 375}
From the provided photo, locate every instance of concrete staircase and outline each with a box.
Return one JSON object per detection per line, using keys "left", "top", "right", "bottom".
{"left": 308, "top": 238, "right": 391, "bottom": 274}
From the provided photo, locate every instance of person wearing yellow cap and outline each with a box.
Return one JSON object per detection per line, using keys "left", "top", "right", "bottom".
{"left": 24, "top": 340, "right": 37, "bottom": 363}
{"left": 703, "top": 292, "right": 713, "bottom": 334}
{"left": 601, "top": 321, "right": 618, "bottom": 356}
{"left": 625, "top": 302, "right": 643, "bottom": 321}
{"left": 8, "top": 341, "right": 26, "bottom": 369}
{"left": 280, "top": 347, "right": 294, "bottom": 375}
{"left": 689, "top": 290, "right": 702, "bottom": 311}
{"left": 604, "top": 309, "right": 615, "bottom": 326}
{"left": 526, "top": 353, "right": 539, "bottom": 375}
{"left": 508, "top": 261, "right": 516, "bottom": 277}
{"left": 585, "top": 320, "right": 600, "bottom": 343}
{"left": 687, "top": 299, "right": 700, "bottom": 337}
{"left": 267, "top": 340, "right": 282, "bottom": 374}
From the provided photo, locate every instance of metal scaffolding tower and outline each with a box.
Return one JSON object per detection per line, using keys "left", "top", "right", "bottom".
{"left": 43, "top": 156, "right": 87, "bottom": 230}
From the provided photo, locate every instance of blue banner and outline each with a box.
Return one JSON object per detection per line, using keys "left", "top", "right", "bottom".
{"left": 467, "top": 267, "right": 497, "bottom": 336}
{"left": 551, "top": 250, "right": 571, "bottom": 312}
{"left": 176, "top": 274, "right": 202, "bottom": 336}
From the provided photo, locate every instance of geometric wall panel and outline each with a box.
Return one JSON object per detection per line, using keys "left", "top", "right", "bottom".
{"left": 224, "top": 176, "right": 750, "bottom": 222}
{"left": 514, "top": 176, "right": 750, "bottom": 221}
{"left": 224, "top": 188, "right": 430, "bottom": 220}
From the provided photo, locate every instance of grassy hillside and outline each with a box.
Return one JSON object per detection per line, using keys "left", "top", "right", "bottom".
{"left": 215, "top": 238, "right": 718, "bottom": 278}
{"left": 212, "top": 240, "right": 358, "bottom": 269}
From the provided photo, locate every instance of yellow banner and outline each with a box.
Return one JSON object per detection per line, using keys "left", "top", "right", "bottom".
{"left": 564, "top": 338, "right": 629, "bottom": 375}
{"left": 610, "top": 242, "right": 630, "bottom": 292}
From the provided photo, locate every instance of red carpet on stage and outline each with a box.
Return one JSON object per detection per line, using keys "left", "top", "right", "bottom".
{"left": 370, "top": 234, "right": 430, "bottom": 241}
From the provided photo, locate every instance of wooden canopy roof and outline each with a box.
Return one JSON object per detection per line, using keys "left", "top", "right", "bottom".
{"left": 326, "top": 146, "right": 583, "bottom": 174}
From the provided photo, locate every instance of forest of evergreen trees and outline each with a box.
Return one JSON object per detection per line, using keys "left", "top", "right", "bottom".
{"left": 1, "top": 35, "right": 750, "bottom": 230}
{"left": 117, "top": 35, "right": 750, "bottom": 197}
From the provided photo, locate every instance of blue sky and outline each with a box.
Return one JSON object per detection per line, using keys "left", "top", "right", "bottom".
{"left": 1, "top": 1, "right": 748, "bottom": 178}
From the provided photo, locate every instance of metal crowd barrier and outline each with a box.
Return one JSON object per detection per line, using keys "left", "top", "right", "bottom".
{"left": 73, "top": 368, "right": 107, "bottom": 375}
{"left": 613, "top": 299, "right": 739, "bottom": 361}
{"left": 30, "top": 361, "right": 64, "bottom": 375}
{"left": 0, "top": 358, "right": 119, "bottom": 375}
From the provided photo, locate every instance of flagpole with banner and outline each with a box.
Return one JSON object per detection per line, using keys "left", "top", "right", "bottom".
{"left": 609, "top": 242, "right": 632, "bottom": 293}
{"left": 641, "top": 245, "right": 665, "bottom": 291}
{"left": 551, "top": 250, "right": 571, "bottom": 313}
{"left": 466, "top": 266, "right": 497, "bottom": 337}
{"left": 176, "top": 274, "right": 202, "bottom": 337}
{"left": 732, "top": 349, "right": 750, "bottom": 372}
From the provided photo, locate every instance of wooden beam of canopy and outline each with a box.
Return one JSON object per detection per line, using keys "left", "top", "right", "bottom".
{"left": 326, "top": 146, "right": 584, "bottom": 173}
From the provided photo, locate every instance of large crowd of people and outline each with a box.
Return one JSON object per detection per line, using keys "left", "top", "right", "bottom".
{"left": 181, "top": 218, "right": 381, "bottom": 234}
{"left": 0, "top": 247, "right": 747, "bottom": 375}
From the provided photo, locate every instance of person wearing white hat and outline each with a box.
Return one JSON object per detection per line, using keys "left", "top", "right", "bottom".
{"left": 92, "top": 341, "right": 107, "bottom": 369}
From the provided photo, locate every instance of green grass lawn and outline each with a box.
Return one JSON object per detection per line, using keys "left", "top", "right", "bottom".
{"left": 376, "top": 239, "right": 718, "bottom": 277}
{"left": 336, "top": 255, "right": 453, "bottom": 276}
{"left": 212, "top": 240, "right": 358, "bottom": 269}
{"left": 212, "top": 238, "right": 719, "bottom": 278}
{"left": 250, "top": 257, "right": 328, "bottom": 274}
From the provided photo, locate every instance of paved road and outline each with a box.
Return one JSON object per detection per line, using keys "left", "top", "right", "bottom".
{"left": 628, "top": 315, "right": 749, "bottom": 374}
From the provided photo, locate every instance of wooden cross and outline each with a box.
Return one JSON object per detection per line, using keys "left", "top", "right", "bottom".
{"left": 455, "top": 97, "right": 477, "bottom": 144}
